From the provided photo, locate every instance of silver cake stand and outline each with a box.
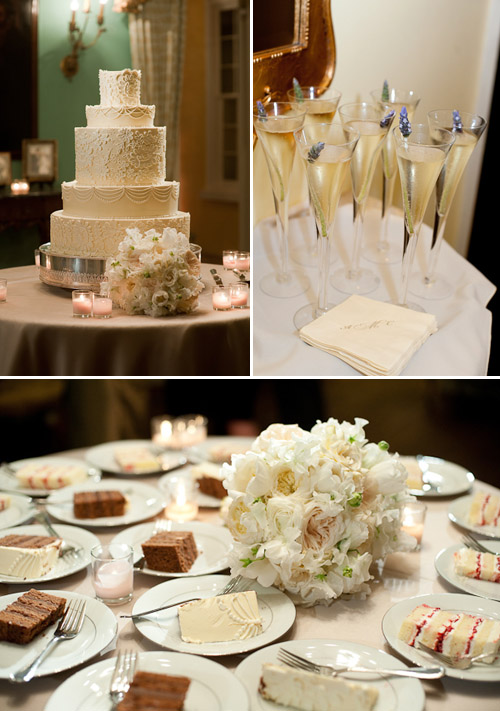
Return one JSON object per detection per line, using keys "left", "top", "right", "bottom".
{"left": 36, "top": 243, "right": 107, "bottom": 291}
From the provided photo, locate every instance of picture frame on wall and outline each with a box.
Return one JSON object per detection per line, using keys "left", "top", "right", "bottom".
{"left": 0, "top": 153, "right": 12, "bottom": 186}
{"left": 22, "top": 139, "right": 58, "bottom": 183}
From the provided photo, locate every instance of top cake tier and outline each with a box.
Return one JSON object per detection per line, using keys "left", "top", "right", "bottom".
{"left": 99, "top": 69, "right": 142, "bottom": 106}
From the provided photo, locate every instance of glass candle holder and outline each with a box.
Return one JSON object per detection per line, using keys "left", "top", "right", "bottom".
{"left": 401, "top": 501, "right": 427, "bottom": 550}
{"left": 91, "top": 542, "right": 133, "bottom": 605}
{"left": 10, "top": 180, "right": 29, "bottom": 195}
{"left": 235, "top": 251, "right": 250, "bottom": 273}
{"left": 165, "top": 475, "right": 199, "bottom": 522}
{"left": 92, "top": 293, "right": 112, "bottom": 319}
{"left": 230, "top": 282, "right": 249, "bottom": 308}
{"left": 151, "top": 413, "right": 208, "bottom": 449}
{"left": 190, "top": 243, "right": 202, "bottom": 261}
{"left": 0, "top": 279, "right": 7, "bottom": 303}
{"left": 72, "top": 290, "right": 93, "bottom": 318}
{"left": 212, "top": 285, "right": 232, "bottom": 310}
{"left": 222, "top": 250, "right": 238, "bottom": 270}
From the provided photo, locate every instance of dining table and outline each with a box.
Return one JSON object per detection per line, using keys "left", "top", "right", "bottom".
{"left": 0, "top": 437, "right": 499, "bottom": 711}
{"left": 0, "top": 264, "right": 250, "bottom": 376}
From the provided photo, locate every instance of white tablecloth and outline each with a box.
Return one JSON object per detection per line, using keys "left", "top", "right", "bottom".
{"left": 253, "top": 198, "right": 496, "bottom": 375}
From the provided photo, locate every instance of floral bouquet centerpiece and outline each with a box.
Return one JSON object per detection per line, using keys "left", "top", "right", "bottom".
{"left": 223, "top": 418, "right": 415, "bottom": 606}
{"left": 105, "top": 227, "right": 203, "bottom": 317}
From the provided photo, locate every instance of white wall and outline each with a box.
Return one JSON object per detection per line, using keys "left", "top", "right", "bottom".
{"left": 253, "top": 0, "right": 500, "bottom": 256}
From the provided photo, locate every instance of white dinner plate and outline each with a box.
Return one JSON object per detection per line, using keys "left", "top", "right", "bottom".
{"left": 158, "top": 468, "right": 224, "bottom": 509}
{"left": 44, "top": 650, "right": 249, "bottom": 711}
{"left": 85, "top": 439, "right": 186, "bottom": 476}
{"left": 0, "top": 456, "right": 101, "bottom": 497}
{"left": 235, "top": 639, "right": 424, "bottom": 711}
{"left": 435, "top": 542, "right": 500, "bottom": 602}
{"left": 382, "top": 592, "right": 500, "bottom": 681}
{"left": 111, "top": 520, "right": 233, "bottom": 577}
{"left": 449, "top": 491, "right": 500, "bottom": 538}
{"left": 0, "top": 589, "right": 117, "bottom": 681}
{"left": 400, "top": 455, "right": 474, "bottom": 497}
{"left": 0, "top": 494, "right": 35, "bottom": 529}
{"left": 0, "top": 523, "right": 100, "bottom": 583}
{"left": 131, "top": 574, "right": 296, "bottom": 656}
{"left": 46, "top": 480, "right": 165, "bottom": 528}
{"left": 188, "top": 436, "right": 255, "bottom": 464}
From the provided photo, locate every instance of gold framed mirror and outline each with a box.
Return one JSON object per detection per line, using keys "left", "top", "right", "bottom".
{"left": 253, "top": 0, "right": 336, "bottom": 103}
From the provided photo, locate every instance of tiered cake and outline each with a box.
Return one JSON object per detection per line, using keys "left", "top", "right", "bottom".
{"left": 49, "top": 69, "right": 189, "bottom": 263}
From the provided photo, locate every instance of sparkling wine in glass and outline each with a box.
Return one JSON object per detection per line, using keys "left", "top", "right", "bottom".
{"left": 408, "top": 109, "right": 487, "bottom": 299}
{"left": 366, "top": 82, "right": 420, "bottom": 264}
{"left": 392, "top": 114, "right": 455, "bottom": 310}
{"left": 330, "top": 102, "right": 395, "bottom": 295}
{"left": 293, "top": 123, "right": 359, "bottom": 329}
{"left": 253, "top": 101, "right": 308, "bottom": 298}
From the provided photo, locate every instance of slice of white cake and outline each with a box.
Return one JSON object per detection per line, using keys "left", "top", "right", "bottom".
{"left": 15, "top": 462, "right": 87, "bottom": 490}
{"left": 399, "top": 457, "right": 423, "bottom": 490}
{"left": 0, "top": 494, "right": 10, "bottom": 512}
{"left": 454, "top": 547, "right": 500, "bottom": 583}
{"left": 468, "top": 492, "right": 500, "bottom": 529}
{"left": 0, "top": 534, "right": 62, "bottom": 578}
{"left": 114, "top": 446, "right": 160, "bottom": 473}
{"left": 259, "top": 663, "right": 378, "bottom": 711}
{"left": 178, "top": 590, "right": 262, "bottom": 643}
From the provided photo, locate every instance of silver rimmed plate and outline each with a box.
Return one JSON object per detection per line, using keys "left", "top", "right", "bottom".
{"left": 187, "top": 436, "right": 255, "bottom": 464}
{"left": 131, "top": 574, "right": 296, "bottom": 656}
{"left": 235, "top": 639, "right": 424, "bottom": 711}
{"left": 111, "top": 520, "right": 233, "bottom": 578}
{"left": 45, "top": 650, "right": 249, "bottom": 711}
{"left": 0, "top": 494, "right": 35, "bottom": 530}
{"left": 46, "top": 480, "right": 165, "bottom": 528}
{"left": 0, "top": 590, "right": 117, "bottom": 681}
{"left": 435, "top": 542, "right": 500, "bottom": 602}
{"left": 449, "top": 492, "right": 500, "bottom": 539}
{"left": 400, "top": 455, "right": 474, "bottom": 497}
{"left": 0, "top": 456, "right": 101, "bottom": 497}
{"left": 85, "top": 439, "right": 187, "bottom": 477}
{"left": 382, "top": 592, "right": 500, "bottom": 681}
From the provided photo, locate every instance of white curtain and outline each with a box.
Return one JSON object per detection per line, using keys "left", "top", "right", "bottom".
{"left": 128, "top": 0, "right": 186, "bottom": 180}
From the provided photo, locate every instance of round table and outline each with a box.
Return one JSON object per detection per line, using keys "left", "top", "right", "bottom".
{"left": 0, "top": 441, "right": 499, "bottom": 711}
{"left": 0, "top": 264, "right": 250, "bottom": 375}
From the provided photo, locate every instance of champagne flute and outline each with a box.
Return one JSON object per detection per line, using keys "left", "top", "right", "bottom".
{"left": 293, "top": 123, "right": 359, "bottom": 329}
{"left": 253, "top": 101, "right": 308, "bottom": 298}
{"left": 367, "top": 83, "right": 420, "bottom": 264}
{"left": 409, "top": 109, "right": 487, "bottom": 299}
{"left": 330, "top": 102, "right": 395, "bottom": 295}
{"left": 392, "top": 114, "right": 455, "bottom": 310}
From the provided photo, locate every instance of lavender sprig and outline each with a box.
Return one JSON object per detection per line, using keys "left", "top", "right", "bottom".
{"left": 452, "top": 110, "right": 463, "bottom": 133}
{"left": 293, "top": 78, "right": 304, "bottom": 103}
{"left": 380, "top": 109, "right": 395, "bottom": 128}
{"left": 256, "top": 100, "right": 267, "bottom": 121}
{"left": 382, "top": 80, "right": 389, "bottom": 102}
{"left": 307, "top": 141, "right": 325, "bottom": 163}
{"left": 399, "top": 106, "right": 411, "bottom": 137}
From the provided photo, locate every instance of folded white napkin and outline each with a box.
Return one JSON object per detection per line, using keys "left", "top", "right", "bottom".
{"left": 299, "top": 295, "right": 438, "bottom": 376}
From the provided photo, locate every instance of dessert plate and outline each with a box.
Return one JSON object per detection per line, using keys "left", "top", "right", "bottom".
{"left": 0, "top": 589, "right": 117, "bottom": 681}
{"left": 400, "top": 455, "right": 474, "bottom": 497}
{"left": 85, "top": 439, "right": 186, "bottom": 476}
{"left": 131, "top": 573, "right": 296, "bottom": 656}
{"left": 449, "top": 491, "right": 500, "bottom": 539}
{"left": 111, "top": 520, "right": 233, "bottom": 578}
{"left": 235, "top": 639, "right": 425, "bottom": 711}
{"left": 158, "top": 468, "right": 223, "bottom": 509}
{"left": 0, "top": 494, "right": 35, "bottom": 529}
{"left": 0, "top": 523, "right": 100, "bottom": 584}
{"left": 435, "top": 542, "right": 500, "bottom": 602}
{"left": 382, "top": 592, "right": 500, "bottom": 681}
{"left": 45, "top": 650, "right": 249, "bottom": 711}
{"left": 0, "top": 456, "right": 101, "bottom": 497}
{"left": 46, "top": 480, "right": 165, "bottom": 528}
{"left": 187, "top": 436, "right": 255, "bottom": 464}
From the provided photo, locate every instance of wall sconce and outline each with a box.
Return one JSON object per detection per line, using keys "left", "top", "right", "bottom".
{"left": 61, "top": 0, "right": 109, "bottom": 80}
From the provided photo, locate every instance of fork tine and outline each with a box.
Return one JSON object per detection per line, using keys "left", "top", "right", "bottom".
{"left": 277, "top": 648, "right": 318, "bottom": 673}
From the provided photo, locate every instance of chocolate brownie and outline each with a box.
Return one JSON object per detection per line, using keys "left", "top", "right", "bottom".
{"left": 0, "top": 589, "right": 66, "bottom": 644}
{"left": 116, "top": 670, "right": 190, "bottom": 711}
{"left": 141, "top": 531, "right": 198, "bottom": 573}
{"left": 73, "top": 490, "right": 126, "bottom": 518}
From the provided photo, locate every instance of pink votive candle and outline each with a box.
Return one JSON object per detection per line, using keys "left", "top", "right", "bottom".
{"left": 236, "top": 252, "right": 251, "bottom": 271}
{"left": 72, "top": 290, "right": 92, "bottom": 318}
{"left": 222, "top": 250, "right": 238, "bottom": 270}
{"left": 92, "top": 294, "right": 112, "bottom": 318}
{"left": 212, "top": 286, "right": 232, "bottom": 310}
{"left": 93, "top": 559, "right": 133, "bottom": 600}
{"left": 230, "top": 283, "right": 249, "bottom": 308}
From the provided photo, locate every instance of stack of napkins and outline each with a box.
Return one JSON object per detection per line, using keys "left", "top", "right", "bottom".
{"left": 299, "top": 295, "right": 437, "bottom": 376}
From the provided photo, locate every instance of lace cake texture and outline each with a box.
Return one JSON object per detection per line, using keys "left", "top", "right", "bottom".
{"left": 99, "top": 69, "right": 141, "bottom": 106}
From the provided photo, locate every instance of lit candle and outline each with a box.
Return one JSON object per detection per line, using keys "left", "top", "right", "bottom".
{"left": 166, "top": 479, "right": 199, "bottom": 522}
{"left": 212, "top": 286, "right": 232, "bottom": 310}
{"left": 0, "top": 279, "right": 7, "bottom": 303}
{"left": 98, "top": 0, "right": 107, "bottom": 23}
{"left": 72, "top": 290, "right": 92, "bottom": 318}
{"left": 92, "top": 294, "right": 112, "bottom": 318}
{"left": 236, "top": 252, "right": 251, "bottom": 271}
{"left": 83, "top": 0, "right": 90, "bottom": 12}
{"left": 10, "top": 180, "right": 29, "bottom": 195}
{"left": 401, "top": 502, "right": 427, "bottom": 549}
{"left": 70, "top": 0, "right": 79, "bottom": 27}
{"left": 230, "top": 283, "right": 249, "bottom": 308}
{"left": 151, "top": 414, "right": 207, "bottom": 448}
{"left": 93, "top": 559, "right": 133, "bottom": 600}
{"left": 222, "top": 251, "right": 238, "bottom": 270}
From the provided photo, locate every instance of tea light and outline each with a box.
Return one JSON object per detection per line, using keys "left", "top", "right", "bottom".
{"left": 165, "top": 477, "right": 199, "bottom": 522}
{"left": 91, "top": 543, "right": 133, "bottom": 605}
{"left": 151, "top": 414, "right": 208, "bottom": 449}
{"left": 0, "top": 279, "right": 7, "bottom": 303}
{"left": 10, "top": 180, "right": 29, "bottom": 195}
{"left": 92, "top": 293, "right": 112, "bottom": 318}
{"left": 72, "top": 290, "right": 92, "bottom": 318}
{"left": 212, "top": 285, "right": 232, "bottom": 310}
{"left": 401, "top": 502, "right": 427, "bottom": 549}
{"left": 235, "top": 251, "right": 250, "bottom": 272}
{"left": 222, "top": 250, "right": 238, "bottom": 270}
{"left": 230, "top": 283, "right": 249, "bottom": 308}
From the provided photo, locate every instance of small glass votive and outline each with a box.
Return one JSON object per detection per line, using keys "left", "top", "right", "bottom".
{"left": 401, "top": 501, "right": 427, "bottom": 550}
{"left": 212, "top": 285, "right": 232, "bottom": 310}
{"left": 230, "top": 282, "right": 249, "bottom": 308}
{"left": 0, "top": 279, "right": 7, "bottom": 303}
{"left": 222, "top": 250, "right": 238, "bottom": 270}
{"left": 151, "top": 413, "right": 208, "bottom": 448}
{"left": 92, "top": 293, "right": 112, "bottom": 318}
{"left": 235, "top": 251, "right": 250, "bottom": 272}
{"left": 91, "top": 543, "right": 133, "bottom": 605}
{"left": 165, "top": 475, "right": 199, "bottom": 522}
{"left": 10, "top": 180, "right": 29, "bottom": 195}
{"left": 190, "top": 243, "right": 202, "bottom": 261}
{"left": 72, "top": 289, "right": 93, "bottom": 318}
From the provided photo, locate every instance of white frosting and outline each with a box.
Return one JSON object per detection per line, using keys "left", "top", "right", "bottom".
{"left": 86, "top": 104, "right": 155, "bottom": 128}
{"left": 178, "top": 590, "right": 263, "bottom": 643}
{"left": 0, "top": 540, "right": 61, "bottom": 579}
{"left": 51, "top": 210, "right": 190, "bottom": 259}
{"left": 99, "top": 69, "right": 141, "bottom": 106}
{"left": 75, "top": 127, "right": 166, "bottom": 187}
{"left": 15, "top": 463, "right": 87, "bottom": 490}
{"left": 61, "top": 181, "right": 179, "bottom": 219}
{"left": 114, "top": 447, "right": 160, "bottom": 473}
{"left": 0, "top": 495, "right": 10, "bottom": 512}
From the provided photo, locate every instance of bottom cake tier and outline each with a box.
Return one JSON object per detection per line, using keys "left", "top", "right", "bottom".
{"left": 50, "top": 210, "right": 190, "bottom": 259}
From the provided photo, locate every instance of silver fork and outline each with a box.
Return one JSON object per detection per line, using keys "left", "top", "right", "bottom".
{"left": 461, "top": 533, "right": 493, "bottom": 554}
{"left": 120, "top": 574, "right": 248, "bottom": 619}
{"left": 416, "top": 640, "right": 499, "bottom": 669}
{"left": 33, "top": 510, "right": 83, "bottom": 560}
{"left": 277, "top": 647, "right": 445, "bottom": 680}
{"left": 10, "top": 599, "right": 87, "bottom": 682}
{"left": 109, "top": 649, "right": 137, "bottom": 708}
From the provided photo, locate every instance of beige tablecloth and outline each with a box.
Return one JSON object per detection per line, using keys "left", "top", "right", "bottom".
{"left": 0, "top": 265, "right": 250, "bottom": 376}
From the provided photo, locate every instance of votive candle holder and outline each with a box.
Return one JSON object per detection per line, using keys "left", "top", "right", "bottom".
{"left": 230, "top": 282, "right": 249, "bottom": 308}
{"left": 72, "top": 290, "right": 93, "bottom": 318}
{"left": 222, "top": 250, "right": 238, "bottom": 270}
{"left": 92, "top": 293, "right": 112, "bottom": 318}
{"left": 212, "top": 285, "right": 232, "bottom": 310}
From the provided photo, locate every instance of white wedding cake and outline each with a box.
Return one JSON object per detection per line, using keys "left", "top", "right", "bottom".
{"left": 50, "top": 69, "right": 190, "bottom": 259}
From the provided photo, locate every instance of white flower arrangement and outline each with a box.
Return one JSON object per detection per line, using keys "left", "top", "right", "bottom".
{"left": 105, "top": 227, "right": 203, "bottom": 317}
{"left": 223, "top": 419, "right": 415, "bottom": 606}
